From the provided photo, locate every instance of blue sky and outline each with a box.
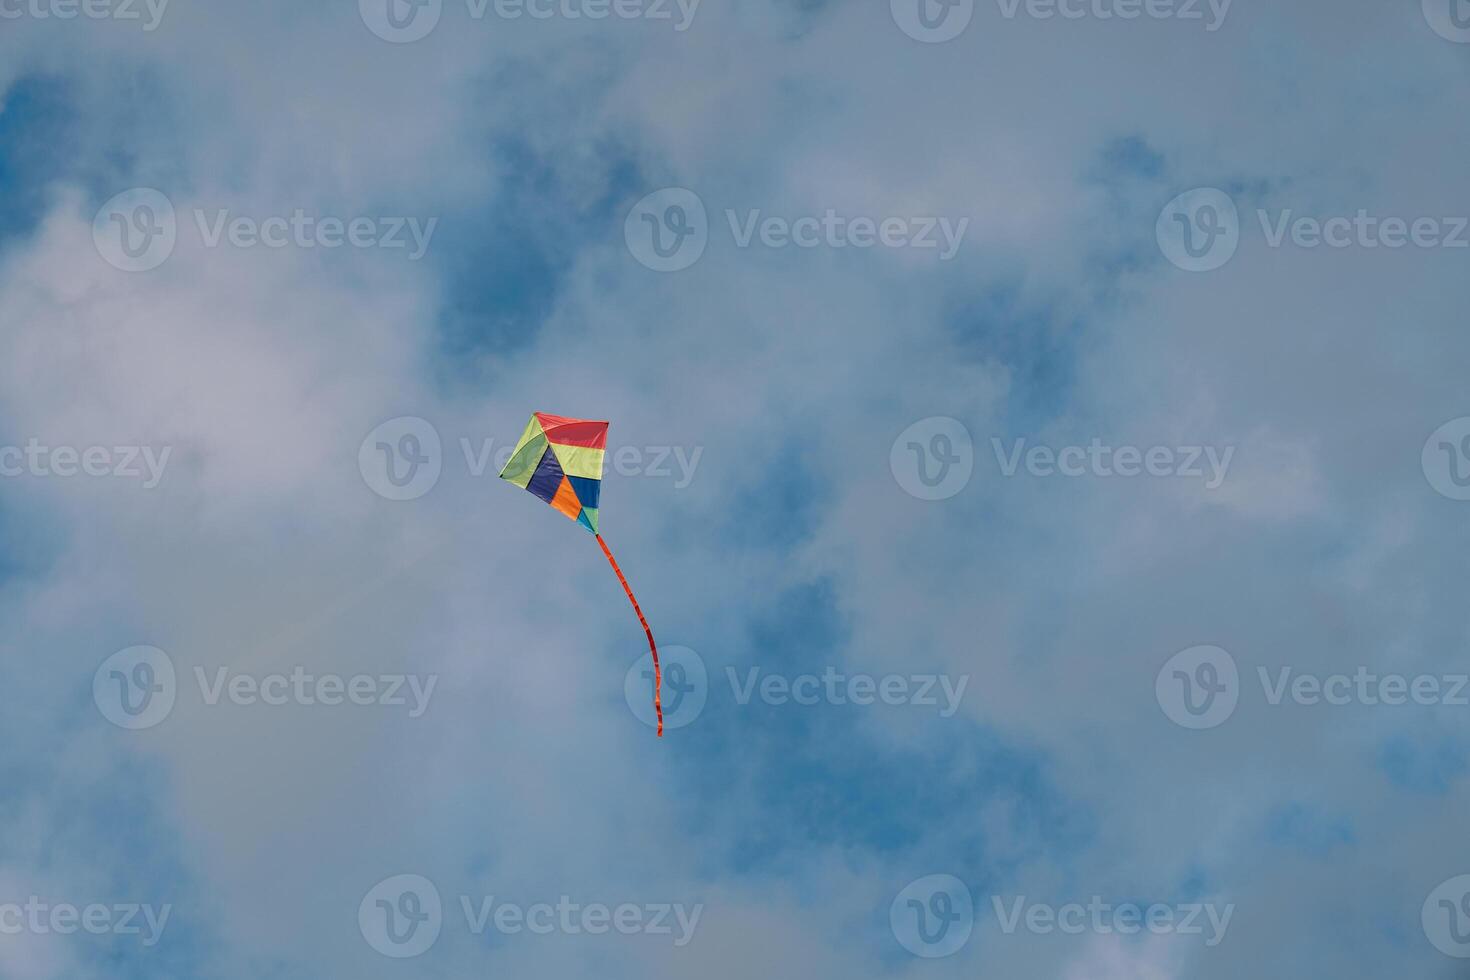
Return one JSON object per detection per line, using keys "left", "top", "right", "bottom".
{"left": 1, "top": 1, "right": 1469, "bottom": 977}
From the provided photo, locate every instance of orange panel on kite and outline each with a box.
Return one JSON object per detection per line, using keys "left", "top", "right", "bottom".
{"left": 549, "top": 476, "right": 582, "bottom": 520}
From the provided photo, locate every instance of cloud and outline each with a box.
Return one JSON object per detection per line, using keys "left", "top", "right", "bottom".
{"left": 0, "top": 0, "right": 1466, "bottom": 977}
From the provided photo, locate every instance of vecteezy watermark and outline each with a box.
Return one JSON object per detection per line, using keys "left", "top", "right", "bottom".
{"left": 93, "top": 646, "right": 177, "bottom": 730}
{"left": 725, "top": 210, "right": 968, "bottom": 261}
{"left": 359, "top": 875, "right": 442, "bottom": 958}
{"left": 891, "top": 417, "right": 974, "bottom": 501}
{"left": 94, "top": 647, "right": 438, "bottom": 730}
{"left": 1156, "top": 188, "right": 1240, "bottom": 272}
{"left": 0, "top": 899, "right": 172, "bottom": 947}
{"left": 727, "top": 667, "right": 969, "bottom": 716}
{"left": 358, "top": 0, "right": 698, "bottom": 43}
{"left": 194, "top": 667, "right": 437, "bottom": 717}
{"left": 989, "top": 896, "right": 1234, "bottom": 947}
{"left": 1422, "top": 417, "right": 1470, "bottom": 501}
{"left": 624, "top": 188, "right": 968, "bottom": 272}
{"left": 992, "top": 437, "right": 1233, "bottom": 488}
{"left": 625, "top": 646, "right": 708, "bottom": 732}
{"left": 92, "top": 188, "right": 177, "bottom": 272}
{"left": 890, "top": 875, "right": 974, "bottom": 958}
{"left": 358, "top": 875, "right": 703, "bottom": 958}
{"left": 358, "top": 416, "right": 704, "bottom": 501}
{"left": 1424, "top": 875, "right": 1470, "bottom": 958}
{"left": 894, "top": 884, "right": 1232, "bottom": 961}
{"left": 1155, "top": 645, "right": 1239, "bottom": 729}
{"left": 1256, "top": 667, "right": 1469, "bottom": 709}
{"left": 0, "top": 440, "right": 171, "bottom": 488}
{"left": 1156, "top": 645, "right": 1470, "bottom": 730}
{"left": 1255, "top": 209, "right": 1470, "bottom": 251}
{"left": 994, "top": 0, "right": 1230, "bottom": 29}
{"left": 0, "top": 0, "right": 168, "bottom": 30}
{"left": 93, "top": 188, "right": 438, "bottom": 272}
{"left": 1423, "top": 0, "right": 1470, "bottom": 43}
{"left": 623, "top": 188, "right": 707, "bottom": 272}
{"left": 623, "top": 647, "right": 969, "bottom": 730}
{"left": 358, "top": 417, "right": 443, "bottom": 501}
{"left": 1159, "top": 187, "right": 1470, "bottom": 272}
{"left": 890, "top": 0, "right": 1229, "bottom": 43}
{"left": 890, "top": 0, "right": 973, "bottom": 42}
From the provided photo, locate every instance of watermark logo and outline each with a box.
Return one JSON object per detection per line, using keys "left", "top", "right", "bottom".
{"left": 94, "top": 646, "right": 176, "bottom": 730}
{"left": 0, "top": 899, "right": 172, "bottom": 947}
{"left": 360, "top": 0, "right": 442, "bottom": 41}
{"left": 1157, "top": 188, "right": 1239, "bottom": 272}
{"left": 992, "top": 437, "right": 1233, "bottom": 488}
{"left": 623, "top": 649, "right": 966, "bottom": 727}
{"left": 360, "top": 874, "right": 443, "bottom": 958}
{"left": 94, "top": 188, "right": 176, "bottom": 273}
{"left": 361, "top": 0, "right": 698, "bottom": 38}
{"left": 1424, "top": 875, "right": 1470, "bottom": 957}
{"left": 469, "top": 0, "right": 700, "bottom": 28}
{"left": 725, "top": 210, "right": 967, "bottom": 259}
{"left": 625, "top": 645, "right": 707, "bottom": 730}
{"left": 0, "top": 440, "right": 171, "bottom": 487}
{"left": 1257, "top": 666, "right": 1468, "bottom": 708}
{"left": 991, "top": 896, "right": 1233, "bottom": 946}
{"left": 95, "top": 190, "right": 438, "bottom": 269}
{"left": 1257, "top": 209, "right": 1469, "bottom": 251}
{"left": 1158, "top": 651, "right": 1463, "bottom": 726}
{"left": 1163, "top": 190, "right": 1470, "bottom": 270}
{"left": 194, "top": 667, "right": 437, "bottom": 716}
{"left": 625, "top": 188, "right": 708, "bottom": 272}
{"left": 891, "top": 417, "right": 974, "bottom": 501}
{"left": 891, "top": 874, "right": 973, "bottom": 958}
{"left": 891, "top": 0, "right": 974, "bottom": 42}
{"left": 995, "top": 0, "right": 1231, "bottom": 30}
{"left": 193, "top": 210, "right": 437, "bottom": 259}
{"left": 1156, "top": 645, "right": 1238, "bottom": 729}
{"left": 626, "top": 189, "right": 967, "bottom": 269}
{"left": 458, "top": 894, "right": 702, "bottom": 944}
{"left": 359, "top": 416, "right": 443, "bottom": 501}
{"left": 728, "top": 667, "right": 968, "bottom": 716}
{"left": 0, "top": 0, "right": 169, "bottom": 30}
{"left": 1422, "top": 417, "right": 1470, "bottom": 501}
{"left": 1424, "top": 0, "right": 1470, "bottom": 42}
{"left": 360, "top": 877, "right": 701, "bottom": 953}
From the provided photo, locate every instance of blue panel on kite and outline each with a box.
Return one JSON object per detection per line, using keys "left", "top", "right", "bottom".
{"left": 568, "top": 475, "right": 601, "bottom": 510}
{"left": 526, "top": 447, "right": 563, "bottom": 504}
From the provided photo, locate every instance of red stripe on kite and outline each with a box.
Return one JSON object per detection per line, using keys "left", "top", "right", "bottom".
{"left": 534, "top": 413, "right": 609, "bottom": 448}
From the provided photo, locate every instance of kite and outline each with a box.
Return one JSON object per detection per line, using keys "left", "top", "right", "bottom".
{"left": 498, "top": 412, "right": 663, "bottom": 736}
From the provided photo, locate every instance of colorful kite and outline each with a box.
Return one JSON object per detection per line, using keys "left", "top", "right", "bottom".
{"left": 498, "top": 412, "right": 663, "bottom": 736}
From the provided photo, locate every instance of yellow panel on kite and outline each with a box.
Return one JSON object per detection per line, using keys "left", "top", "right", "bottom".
{"left": 551, "top": 443, "right": 605, "bottom": 480}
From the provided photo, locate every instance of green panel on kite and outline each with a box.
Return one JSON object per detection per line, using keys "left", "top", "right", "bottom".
{"left": 499, "top": 418, "right": 548, "bottom": 489}
{"left": 500, "top": 438, "right": 547, "bottom": 489}
{"left": 506, "top": 414, "right": 545, "bottom": 454}
{"left": 577, "top": 507, "right": 599, "bottom": 533}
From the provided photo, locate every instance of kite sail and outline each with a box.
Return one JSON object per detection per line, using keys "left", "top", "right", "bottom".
{"left": 498, "top": 412, "right": 663, "bottom": 736}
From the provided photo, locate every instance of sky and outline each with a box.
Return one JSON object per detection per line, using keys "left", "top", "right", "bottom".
{"left": 1, "top": 0, "right": 1469, "bottom": 977}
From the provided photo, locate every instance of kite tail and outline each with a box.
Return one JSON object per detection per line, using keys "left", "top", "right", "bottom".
{"left": 595, "top": 534, "right": 662, "bottom": 737}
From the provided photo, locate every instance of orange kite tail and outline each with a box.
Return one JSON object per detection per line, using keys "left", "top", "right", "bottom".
{"left": 595, "top": 534, "right": 662, "bottom": 737}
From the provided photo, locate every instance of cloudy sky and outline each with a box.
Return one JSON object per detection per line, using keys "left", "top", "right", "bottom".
{"left": 1, "top": 0, "right": 1469, "bottom": 976}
